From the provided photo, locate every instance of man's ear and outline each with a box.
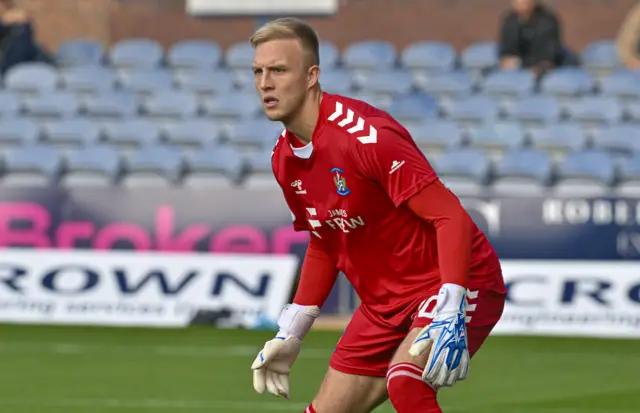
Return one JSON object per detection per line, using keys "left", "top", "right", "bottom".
{"left": 308, "top": 65, "right": 320, "bottom": 89}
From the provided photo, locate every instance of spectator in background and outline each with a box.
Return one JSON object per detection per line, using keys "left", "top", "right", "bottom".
{"left": 498, "top": 0, "right": 572, "bottom": 77}
{"left": 0, "top": 0, "right": 54, "bottom": 74}
{"left": 616, "top": 2, "right": 640, "bottom": 70}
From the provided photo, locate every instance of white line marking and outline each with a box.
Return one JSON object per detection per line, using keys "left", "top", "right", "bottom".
{"left": 0, "top": 397, "right": 310, "bottom": 411}
{"left": 0, "top": 341, "right": 333, "bottom": 359}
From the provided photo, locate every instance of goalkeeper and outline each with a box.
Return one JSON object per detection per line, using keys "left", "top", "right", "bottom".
{"left": 249, "top": 17, "right": 507, "bottom": 413}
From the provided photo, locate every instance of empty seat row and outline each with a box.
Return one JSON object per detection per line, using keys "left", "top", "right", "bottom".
{"left": 55, "top": 38, "right": 622, "bottom": 77}
{"left": 0, "top": 145, "right": 637, "bottom": 195}
{"left": 5, "top": 63, "right": 640, "bottom": 101}
{"left": 0, "top": 118, "right": 283, "bottom": 150}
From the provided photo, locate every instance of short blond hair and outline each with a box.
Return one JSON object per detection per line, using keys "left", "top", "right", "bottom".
{"left": 250, "top": 17, "right": 320, "bottom": 66}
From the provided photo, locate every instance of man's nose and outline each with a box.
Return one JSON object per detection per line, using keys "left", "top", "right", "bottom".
{"left": 259, "top": 73, "right": 274, "bottom": 90}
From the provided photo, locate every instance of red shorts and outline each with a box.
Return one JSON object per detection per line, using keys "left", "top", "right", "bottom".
{"left": 329, "top": 280, "right": 506, "bottom": 377}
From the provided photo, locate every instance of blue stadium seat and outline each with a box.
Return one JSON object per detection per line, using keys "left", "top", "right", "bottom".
{"left": 0, "top": 92, "right": 21, "bottom": 117}
{"left": 163, "top": 119, "right": 221, "bottom": 149}
{"left": 460, "top": 41, "right": 498, "bottom": 73}
{"left": 616, "top": 154, "right": 640, "bottom": 195}
{"left": 184, "top": 145, "right": 246, "bottom": 187}
{"left": 4, "top": 63, "right": 58, "bottom": 95}
{"left": 406, "top": 119, "right": 464, "bottom": 153}
{"left": 175, "top": 70, "right": 235, "bottom": 95}
{"left": 84, "top": 92, "right": 140, "bottom": 119}
{"left": 142, "top": 91, "right": 200, "bottom": 120}
{"left": 492, "top": 149, "right": 552, "bottom": 194}
{"left": 387, "top": 93, "right": 439, "bottom": 125}
{"left": 24, "top": 92, "right": 80, "bottom": 119}
{"left": 592, "top": 124, "right": 640, "bottom": 156}
{"left": 555, "top": 150, "right": 615, "bottom": 195}
{"left": 540, "top": 68, "right": 595, "bottom": 99}
{"left": 467, "top": 121, "right": 525, "bottom": 153}
{"left": 319, "top": 41, "right": 340, "bottom": 69}
{"left": 109, "top": 38, "right": 164, "bottom": 70}
{"left": 599, "top": 70, "right": 640, "bottom": 102}
{"left": 227, "top": 119, "right": 283, "bottom": 150}
{"left": 202, "top": 92, "right": 261, "bottom": 120}
{"left": 342, "top": 40, "right": 397, "bottom": 70}
{"left": 0, "top": 118, "right": 40, "bottom": 148}
{"left": 360, "top": 70, "right": 413, "bottom": 97}
{"left": 43, "top": 118, "right": 101, "bottom": 149}
{"left": 60, "top": 66, "right": 117, "bottom": 95}
{"left": 448, "top": 95, "right": 500, "bottom": 126}
{"left": 119, "top": 70, "right": 175, "bottom": 95}
{"left": 566, "top": 96, "right": 623, "bottom": 128}
{"left": 400, "top": 41, "right": 456, "bottom": 73}
{"left": 482, "top": 70, "right": 535, "bottom": 101}
{"left": 529, "top": 123, "right": 586, "bottom": 157}
{"left": 419, "top": 71, "right": 474, "bottom": 103}
{"left": 625, "top": 100, "right": 640, "bottom": 123}
{"left": 57, "top": 39, "right": 105, "bottom": 67}
{"left": 103, "top": 119, "right": 161, "bottom": 150}
{"left": 433, "top": 149, "right": 490, "bottom": 194}
{"left": 225, "top": 41, "right": 255, "bottom": 69}
{"left": 3, "top": 145, "right": 61, "bottom": 186}
{"left": 580, "top": 39, "right": 621, "bottom": 77}
{"left": 319, "top": 70, "right": 354, "bottom": 95}
{"left": 167, "top": 39, "right": 222, "bottom": 71}
{"left": 509, "top": 95, "right": 562, "bottom": 126}
{"left": 244, "top": 150, "right": 280, "bottom": 188}
{"left": 61, "top": 145, "right": 121, "bottom": 187}
{"left": 121, "top": 146, "right": 184, "bottom": 187}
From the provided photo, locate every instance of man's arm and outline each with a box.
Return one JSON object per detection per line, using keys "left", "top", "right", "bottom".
{"left": 498, "top": 13, "right": 521, "bottom": 70}
{"left": 406, "top": 180, "right": 472, "bottom": 289}
{"left": 350, "top": 119, "right": 471, "bottom": 289}
{"left": 293, "top": 236, "right": 339, "bottom": 306}
{"left": 616, "top": 3, "right": 640, "bottom": 69}
{"left": 530, "top": 15, "right": 561, "bottom": 76}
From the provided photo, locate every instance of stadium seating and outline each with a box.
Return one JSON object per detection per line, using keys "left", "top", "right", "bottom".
{"left": 0, "top": 35, "right": 637, "bottom": 194}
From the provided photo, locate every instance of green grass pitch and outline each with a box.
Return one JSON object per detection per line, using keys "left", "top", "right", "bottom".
{"left": 0, "top": 323, "right": 637, "bottom": 413}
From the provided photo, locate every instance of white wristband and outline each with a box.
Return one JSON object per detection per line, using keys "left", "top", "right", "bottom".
{"left": 276, "top": 303, "right": 320, "bottom": 340}
{"left": 435, "top": 283, "right": 467, "bottom": 314}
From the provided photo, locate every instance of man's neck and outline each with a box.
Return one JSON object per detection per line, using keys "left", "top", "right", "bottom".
{"left": 284, "top": 89, "right": 323, "bottom": 145}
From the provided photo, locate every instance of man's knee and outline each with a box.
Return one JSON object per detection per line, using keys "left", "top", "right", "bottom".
{"left": 311, "top": 367, "right": 387, "bottom": 413}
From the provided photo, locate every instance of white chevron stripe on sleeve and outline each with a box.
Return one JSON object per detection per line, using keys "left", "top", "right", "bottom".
{"left": 357, "top": 125, "right": 378, "bottom": 144}
{"left": 347, "top": 117, "right": 364, "bottom": 134}
{"left": 338, "top": 109, "right": 354, "bottom": 127}
{"left": 328, "top": 102, "right": 343, "bottom": 121}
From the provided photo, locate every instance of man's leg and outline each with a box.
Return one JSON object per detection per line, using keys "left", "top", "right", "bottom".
{"left": 306, "top": 306, "right": 404, "bottom": 413}
{"left": 386, "top": 284, "right": 507, "bottom": 412}
{"left": 307, "top": 367, "right": 388, "bottom": 413}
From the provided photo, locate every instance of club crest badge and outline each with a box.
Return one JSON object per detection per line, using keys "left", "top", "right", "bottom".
{"left": 331, "top": 167, "right": 350, "bottom": 196}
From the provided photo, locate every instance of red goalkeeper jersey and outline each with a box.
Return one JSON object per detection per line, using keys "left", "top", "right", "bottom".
{"left": 271, "top": 93, "right": 501, "bottom": 319}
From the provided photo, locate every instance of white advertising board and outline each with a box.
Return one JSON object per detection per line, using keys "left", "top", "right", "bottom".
{"left": 186, "top": 0, "right": 338, "bottom": 16}
{"left": 0, "top": 249, "right": 298, "bottom": 328}
{"left": 495, "top": 260, "right": 640, "bottom": 338}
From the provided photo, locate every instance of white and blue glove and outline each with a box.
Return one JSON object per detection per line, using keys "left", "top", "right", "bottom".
{"left": 251, "top": 304, "right": 320, "bottom": 398}
{"left": 409, "top": 283, "right": 470, "bottom": 388}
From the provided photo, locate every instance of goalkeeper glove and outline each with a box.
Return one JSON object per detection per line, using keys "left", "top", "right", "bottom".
{"left": 409, "top": 283, "right": 470, "bottom": 388}
{"left": 251, "top": 304, "right": 320, "bottom": 398}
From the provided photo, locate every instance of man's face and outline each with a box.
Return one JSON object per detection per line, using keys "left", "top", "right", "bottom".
{"left": 253, "top": 39, "right": 311, "bottom": 122}
{"left": 513, "top": 0, "right": 535, "bottom": 15}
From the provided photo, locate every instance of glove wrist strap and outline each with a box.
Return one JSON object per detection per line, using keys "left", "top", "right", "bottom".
{"left": 276, "top": 303, "right": 320, "bottom": 341}
{"left": 436, "top": 283, "right": 467, "bottom": 314}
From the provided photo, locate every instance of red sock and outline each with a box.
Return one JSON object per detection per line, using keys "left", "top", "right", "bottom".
{"left": 304, "top": 404, "right": 317, "bottom": 413}
{"left": 386, "top": 363, "right": 442, "bottom": 413}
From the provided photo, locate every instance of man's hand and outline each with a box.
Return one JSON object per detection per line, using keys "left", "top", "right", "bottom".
{"left": 250, "top": 304, "right": 320, "bottom": 398}
{"left": 251, "top": 336, "right": 301, "bottom": 398}
{"left": 409, "top": 283, "right": 469, "bottom": 388}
